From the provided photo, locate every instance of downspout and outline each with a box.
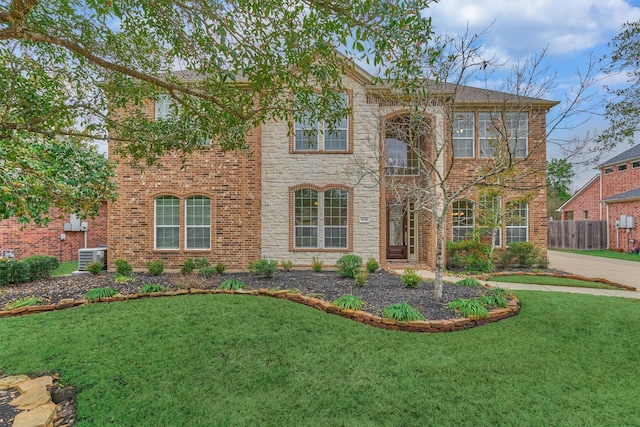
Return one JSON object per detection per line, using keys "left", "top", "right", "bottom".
{"left": 599, "top": 174, "right": 603, "bottom": 220}
{"left": 606, "top": 202, "right": 611, "bottom": 249}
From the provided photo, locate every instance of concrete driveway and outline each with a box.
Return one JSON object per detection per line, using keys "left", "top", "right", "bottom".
{"left": 548, "top": 250, "right": 640, "bottom": 289}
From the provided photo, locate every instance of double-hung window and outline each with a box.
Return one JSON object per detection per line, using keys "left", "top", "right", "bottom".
{"left": 479, "top": 112, "right": 528, "bottom": 158}
{"left": 505, "top": 112, "right": 528, "bottom": 158}
{"left": 185, "top": 196, "right": 211, "bottom": 250}
{"left": 452, "top": 200, "right": 474, "bottom": 241}
{"left": 506, "top": 202, "right": 528, "bottom": 244}
{"left": 155, "top": 95, "right": 173, "bottom": 120}
{"left": 294, "top": 188, "right": 348, "bottom": 249}
{"left": 452, "top": 112, "right": 474, "bottom": 158}
{"left": 155, "top": 196, "right": 180, "bottom": 249}
{"left": 294, "top": 93, "right": 348, "bottom": 151}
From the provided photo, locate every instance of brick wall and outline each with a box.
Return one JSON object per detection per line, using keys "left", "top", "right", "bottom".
{"left": 561, "top": 176, "right": 601, "bottom": 220}
{"left": 108, "top": 100, "right": 261, "bottom": 271}
{"left": 0, "top": 202, "right": 108, "bottom": 261}
{"left": 607, "top": 201, "right": 640, "bottom": 251}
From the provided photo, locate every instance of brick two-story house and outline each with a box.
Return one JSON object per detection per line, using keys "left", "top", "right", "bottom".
{"left": 559, "top": 144, "right": 640, "bottom": 251}
{"left": 108, "top": 66, "right": 557, "bottom": 270}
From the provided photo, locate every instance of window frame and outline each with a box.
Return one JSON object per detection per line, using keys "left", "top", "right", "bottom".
{"left": 478, "top": 111, "right": 528, "bottom": 158}
{"left": 385, "top": 137, "right": 420, "bottom": 176}
{"left": 617, "top": 164, "right": 627, "bottom": 172}
{"left": 185, "top": 196, "right": 211, "bottom": 250}
{"left": 290, "top": 185, "right": 352, "bottom": 251}
{"left": 154, "top": 196, "right": 181, "bottom": 250}
{"left": 452, "top": 112, "right": 475, "bottom": 158}
{"left": 604, "top": 167, "right": 613, "bottom": 174}
{"left": 505, "top": 202, "right": 529, "bottom": 245}
{"left": 292, "top": 92, "right": 351, "bottom": 153}
{"left": 155, "top": 94, "right": 173, "bottom": 121}
{"left": 632, "top": 161, "right": 640, "bottom": 169}
{"left": 452, "top": 200, "right": 475, "bottom": 241}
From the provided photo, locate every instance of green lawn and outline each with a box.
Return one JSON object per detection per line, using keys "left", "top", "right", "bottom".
{"left": 552, "top": 249, "right": 640, "bottom": 262}
{"left": 490, "top": 275, "right": 620, "bottom": 290}
{"left": 1, "top": 293, "right": 638, "bottom": 426}
{"left": 52, "top": 261, "right": 78, "bottom": 276}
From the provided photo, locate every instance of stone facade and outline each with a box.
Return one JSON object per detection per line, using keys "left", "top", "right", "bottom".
{"left": 0, "top": 203, "right": 108, "bottom": 262}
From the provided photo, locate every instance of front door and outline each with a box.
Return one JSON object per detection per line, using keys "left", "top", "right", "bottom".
{"left": 387, "top": 204, "right": 407, "bottom": 259}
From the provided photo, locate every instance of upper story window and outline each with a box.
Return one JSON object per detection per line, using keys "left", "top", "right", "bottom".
{"left": 604, "top": 167, "right": 613, "bottom": 174}
{"left": 479, "top": 112, "right": 528, "bottom": 158}
{"left": 452, "top": 112, "right": 474, "bottom": 158}
{"left": 618, "top": 164, "right": 627, "bottom": 172}
{"left": 452, "top": 200, "right": 474, "bottom": 241}
{"left": 155, "top": 95, "right": 173, "bottom": 120}
{"left": 632, "top": 161, "right": 640, "bottom": 169}
{"left": 294, "top": 93, "right": 348, "bottom": 152}
{"left": 385, "top": 138, "right": 419, "bottom": 175}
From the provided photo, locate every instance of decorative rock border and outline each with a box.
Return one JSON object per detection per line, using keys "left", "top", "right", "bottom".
{"left": 0, "top": 375, "right": 57, "bottom": 427}
{"left": 0, "top": 288, "right": 520, "bottom": 333}
{"left": 480, "top": 272, "right": 637, "bottom": 291}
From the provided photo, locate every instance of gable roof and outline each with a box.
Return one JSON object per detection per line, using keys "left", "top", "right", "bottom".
{"left": 599, "top": 143, "right": 640, "bottom": 168}
{"left": 557, "top": 174, "right": 600, "bottom": 212}
{"left": 603, "top": 187, "right": 640, "bottom": 203}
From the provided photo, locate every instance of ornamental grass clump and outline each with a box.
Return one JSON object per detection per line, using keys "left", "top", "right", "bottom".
{"left": 456, "top": 277, "right": 483, "bottom": 288}
{"left": 446, "top": 298, "right": 490, "bottom": 319}
{"left": 355, "top": 270, "right": 368, "bottom": 287}
{"left": 365, "top": 257, "right": 379, "bottom": 273}
{"left": 280, "top": 260, "right": 293, "bottom": 272}
{"left": 139, "top": 284, "right": 166, "bottom": 294}
{"left": 381, "top": 302, "right": 425, "bottom": 322}
{"left": 311, "top": 257, "right": 323, "bottom": 272}
{"left": 335, "top": 254, "right": 363, "bottom": 278}
{"left": 249, "top": 259, "right": 278, "bottom": 278}
{"left": 478, "top": 294, "right": 509, "bottom": 309}
{"left": 401, "top": 268, "right": 421, "bottom": 288}
{"left": 214, "top": 262, "right": 226, "bottom": 275}
{"left": 85, "top": 287, "right": 118, "bottom": 303}
{"left": 3, "top": 297, "right": 45, "bottom": 311}
{"left": 332, "top": 294, "right": 366, "bottom": 311}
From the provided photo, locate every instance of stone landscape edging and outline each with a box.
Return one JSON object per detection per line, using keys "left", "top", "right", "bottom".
{"left": 479, "top": 271, "right": 637, "bottom": 291}
{"left": 0, "top": 288, "right": 520, "bottom": 333}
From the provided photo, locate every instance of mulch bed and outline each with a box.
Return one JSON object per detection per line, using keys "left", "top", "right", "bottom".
{"left": 0, "top": 269, "right": 484, "bottom": 320}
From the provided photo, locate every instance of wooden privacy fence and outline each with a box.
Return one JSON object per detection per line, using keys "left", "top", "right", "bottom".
{"left": 547, "top": 220, "right": 607, "bottom": 250}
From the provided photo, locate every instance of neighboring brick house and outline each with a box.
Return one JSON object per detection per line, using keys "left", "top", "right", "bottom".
{"left": 558, "top": 144, "right": 640, "bottom": 251}
{"left": 108, "top": 67, "right": 557, "bottom": 270}
{"left": 0, "top": 202, "right": 108, "bottom": 262}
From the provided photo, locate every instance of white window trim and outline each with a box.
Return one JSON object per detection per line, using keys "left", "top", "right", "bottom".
{"left": 452, "top": 112, "right": 475, "bottom": 158}
{"left": 154, "top": 196, "right": 180, "bottom": 250}
{"left": 293, "top": 93, "right": 349, "bottom": 152}
{"left": 478, "top": 111, "right": 528, "bottom": 158}
{"left": 293, "top": 189, "right": 349, "bottom": 249}
{"left": 155, "top": 94, "right": 173, "bottom": 121}
{"left": 452, "top": 200, "right": 475, "bottom": 241}
{"left": 185, "top": 197, "right": 211, "bottom": 250}
{"left": 506, "top": 202, "right": 529, "bottom": 245}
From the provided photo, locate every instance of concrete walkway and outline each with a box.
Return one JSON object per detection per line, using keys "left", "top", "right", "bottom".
{"left": 412, "top": 250, "right": 640, "bottom": 300}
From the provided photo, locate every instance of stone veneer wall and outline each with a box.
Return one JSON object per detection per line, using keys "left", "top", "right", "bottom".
{"left": 260, "top": 76, "right": 381, "bottom": 266}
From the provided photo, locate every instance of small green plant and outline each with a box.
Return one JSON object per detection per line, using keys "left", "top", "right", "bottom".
{"left": 3, "top": 297, "right": 46, "bottom": 311}
{"left": 485, "top": 287, "right": 510, "bottom": 298}
{"left": 311, "top": 257, "right": 323, "bottom": 272}
{"left": 478, "top": 294, "right": 509, "bottom": 309}
{"left": 456, "top": 277, "right": 482, "bottom": 288}
{"left": 139, "top": 284, "right": 166, "bottom": 294}
{"left": 401, "top": 268, "right": 421, "bottom": 288}
{"left": 507, "top": 242, "right": 541, "bottom": 268}
{"left": 146, "top": 260, "right": 164, "bottom": 276}
{"left": 536, "top": 255, "right": 550, "bottom": 268}
{"left": 214, "top": 262, "right": 226, "bottom": 275}
{"left": 248, "top": 259, "right": 278, "bottom": 278}
{"left": 336, "top": 254, "right": 363, "bottom": 278}
{"left": 381, "top": 302, "right": 425, "bottom": 322}
{"left": 87, "top": 261, "right": 104, "bottom": 275}
{"left": 194, "top": 258, "right": 211, "bottom": 269}
{"left": 181, "top": 258, "right": 196, "bottom": 275}
{"left": 281, "top": 260, "right": 293, "bottom": 272}
{"left": 446, "top": 299, "right": 490, "bottom": 319}
{"left": 332, "top": 294, "right": 366, "bottom": 311}
{"left": 115, "top": 258, "right": 133, "bottom": 276}
{"left": 115, "top": 274, "right": 135, "bottom": 284}
{"left": 494, "top": 248, "right": 513, "bottom": 270}
{"left": 288, "top": 287, "right": 302, "bottom": 294}
{"left": 365, "top": 257, "right": 380, "bottom": 273}
{"left": 198, "top": 267, "right": 218, "bottom": 278}
{"left": 219, "top": 278, "right": 246, "bottom": 290}
{"left": 85, "top": 287, "right": 118, "bottom": 302}
{"left": 355, "top": 270, "right": 368, "bottom": 287}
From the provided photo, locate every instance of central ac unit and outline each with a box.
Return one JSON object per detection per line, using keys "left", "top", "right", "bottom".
{"left": 78, "top": 248, "right": 107, "bottom": 271}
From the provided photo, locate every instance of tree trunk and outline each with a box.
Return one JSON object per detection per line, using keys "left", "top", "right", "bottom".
{"left": 433, "top": 215, "right": 446, "bottom": 302}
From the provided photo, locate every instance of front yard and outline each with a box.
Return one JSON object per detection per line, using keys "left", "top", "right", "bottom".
{"left": 0, "top": 291, "right": 638, "bottom": 425}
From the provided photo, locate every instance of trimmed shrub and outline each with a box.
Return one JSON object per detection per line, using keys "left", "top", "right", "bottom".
{"left": 365, "top": 257, "right": 380, "bottom": 273}
{"left": 507, "top": 242, "right": 541, "bottom": 268}
{"left": 198, "top": 267, "right": 218, "bottom": 279}
{"left": 213, "top": 262, "right": 226, "bottom": 275}
{"left": 446, "top": 237, "right": 493, "bottom": 272}
{"left": 332, "top": 294, "right": 365, "bottom": 311}
{"left": 281, "top": 260, "right": 293, "bottom": 272}
{"left": 382, "top": 302, "right": 425, "bottom": 322}
{"left": 22, "top": 255, "right": 59, "bottom": 281}
{"left": 248, "top": 259, "right": 278, "bottom": 278}
{"left": 0, "top": 259, "right": 30, "bottom": 286}
{"left": 194, "top": 258, "right": 211, "bottom": 269}
{"left": 87, "top": 261, "right": 104, "bottom": 275}
{"left": 181, "top": 258, "right": 196, "bottom": 275}
{"left": 115, "top": 259, "right": 133, "bottom": 277}
{"left": 401, "top": 268, "right": 421, "bottom": 288}
{"left": 336, "top": 254, "right": 363, "bottom": 278}
{"left": 147, "top": 260, "right": 164, "bottom": 276}
{"left": 311, "top": 257, "right": 323, "bottom": 272}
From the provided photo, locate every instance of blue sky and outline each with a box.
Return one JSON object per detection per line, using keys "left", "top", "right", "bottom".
{"left": 426, "top": 0, "right": 640, "bottom": 189}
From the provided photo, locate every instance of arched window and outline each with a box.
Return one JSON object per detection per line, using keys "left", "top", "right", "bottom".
{"left": 155, "top": 196, "right": 180, "bottom": 249}
{"left": 452, "top": 200, "right": 474, "bottom": 241}
{"left": 185, "top": 196, "right": 211, "bottom": 249}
